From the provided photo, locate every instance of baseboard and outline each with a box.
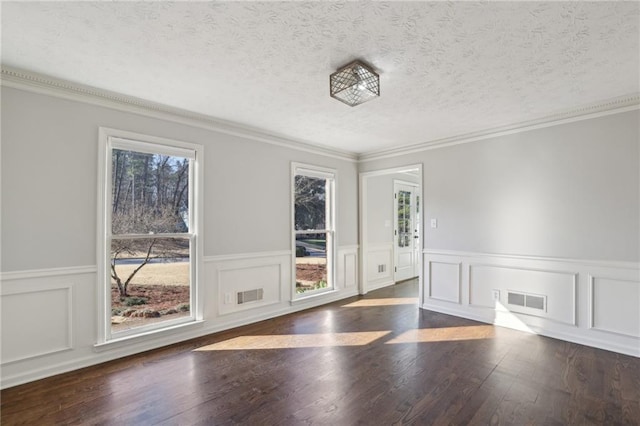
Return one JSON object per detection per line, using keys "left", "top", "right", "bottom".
{"left": 420, "top": 303, "right": 640, "bottom": 358}
{"left": 366, "top": 280, "right": 395, "bottom": 292}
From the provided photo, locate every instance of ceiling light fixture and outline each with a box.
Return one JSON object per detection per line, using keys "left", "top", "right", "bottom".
{"left": 330, "top": 60, "right": 379, "bottom": 107}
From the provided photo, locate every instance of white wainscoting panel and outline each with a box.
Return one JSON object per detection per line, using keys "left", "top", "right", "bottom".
{"left": 366, "top": 243, "right": 394, "bottom": 291}
{"left": 590, "top": 276, "right": 640, "bottom": 338}
{"left": 337, "top": 246, "right": 358, "bottom": 289}
{"left": 423, "top": 250, "right": 640, "bottom": 357}
{"left": 211, "top": 253, "right": 289, "bottom": 316}
{"left": 428, "top": 261, "right": 461, "bottom": 303}
{"left": 469, "top": 264, "right": 577, "bottom": 325}
{"left": 1, "top": 283, "right": 73, "bottom": 364}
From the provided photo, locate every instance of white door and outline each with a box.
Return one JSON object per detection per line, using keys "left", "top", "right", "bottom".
{"left": 394, "top": 181, "right": 419, "bottom": 282}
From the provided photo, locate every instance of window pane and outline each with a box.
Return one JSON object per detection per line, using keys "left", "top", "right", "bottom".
{"left": 398, "top": 190, "right": 411, "bottom": 248}
{"left": 294, "top": 175, "right": 326, "bottom": 230}
{"left": 110, "top": 237, "right": 190, "bottom": 333}
{"left": 295, "top": 233, "right": 327, "bottom": 294}
{"left": 111, "top": 149, "right": 190, "bottom": 235}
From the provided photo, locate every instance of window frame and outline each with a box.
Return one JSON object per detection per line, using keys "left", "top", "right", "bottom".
{"left": 291, "top": 162, "right": 337, "bottom": 300}
{"left": 97, "top": 127, "right": 203, "bottom": 344}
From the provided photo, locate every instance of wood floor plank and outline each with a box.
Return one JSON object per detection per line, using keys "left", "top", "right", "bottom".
{"left": 2, "top": 279, "right": 639, "bottom": 425}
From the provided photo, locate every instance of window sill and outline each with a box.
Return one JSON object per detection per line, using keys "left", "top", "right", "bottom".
{"left": 290, "top": 289, "right": 338, "bottom": 306}
{"left": 93, "top": 320, "right": 205, "bottom": 352}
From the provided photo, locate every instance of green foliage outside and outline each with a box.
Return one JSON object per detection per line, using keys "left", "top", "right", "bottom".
{"left": 296, "top": 279, "right": 328, "bottom": 294}
{"left": 123, "top": 296, "right": 148, "bottom": 306}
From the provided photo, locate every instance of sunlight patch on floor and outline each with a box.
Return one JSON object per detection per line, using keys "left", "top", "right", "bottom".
{"left": 194, "top": 331, "right": 391, "bottom": 351}
{"left": 386, "top": 325, "right": 496, "bottom": 344}
{"left": 341, "top": 297, "right": 418, "bottom": 307}
{"left": 494, "top": 301, "right": 535, "bottom": 333}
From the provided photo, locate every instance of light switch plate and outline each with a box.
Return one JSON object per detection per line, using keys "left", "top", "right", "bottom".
{"left": 430, "top": 219, "right": 437, "bottom": 228}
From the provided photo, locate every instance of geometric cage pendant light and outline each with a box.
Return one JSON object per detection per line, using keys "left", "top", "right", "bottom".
{"left": 330, "top": 60, "right": 380, "bottom": 107}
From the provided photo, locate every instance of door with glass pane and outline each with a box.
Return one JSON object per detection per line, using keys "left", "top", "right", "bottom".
{"left": 394, "top": 181, "right": 419, "bottom": 282}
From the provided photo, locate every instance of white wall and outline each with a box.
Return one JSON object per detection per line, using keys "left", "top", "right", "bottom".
{"left": 361, "top": 110, "right": 640, "bottom": 356}
{"left": 0, "top": 86, "right": 360, "bottom": 388}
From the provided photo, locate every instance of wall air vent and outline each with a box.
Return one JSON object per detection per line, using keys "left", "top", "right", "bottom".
{"left": 237, "top": 288, "right": 264, "bottom": 305}
{"left": 507, "top": 291, "right": 546, "bottom": 311}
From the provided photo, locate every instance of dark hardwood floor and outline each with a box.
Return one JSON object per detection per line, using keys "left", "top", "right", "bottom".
{"left": 2, "top": 280, "right": 639, "bottom": 425}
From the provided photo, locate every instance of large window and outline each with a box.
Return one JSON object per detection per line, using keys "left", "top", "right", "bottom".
{"left": 292, "top": 164, "right": 335, "bottom": 298}
{"left": 98, "top": 129, "right": 202, "bottom": 342}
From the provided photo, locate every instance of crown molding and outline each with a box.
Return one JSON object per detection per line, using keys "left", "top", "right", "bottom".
{"left": 0, "top": 66, "right": 358, "bottom": 163}
{"left": 359, "top": 94, "right": 640, "bottom": 162}
{"left": 3, "top": 66, "right": 637, "bottom": 164}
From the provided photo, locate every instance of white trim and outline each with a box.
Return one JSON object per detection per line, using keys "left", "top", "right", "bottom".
{"left": 97, "top": 127, "right": 204, "bottom": 343}
{"left": 359, "top": 164, "right": 423, "bottom": 298}
{"left": 111, "top": 233, "right": 192, "bottom": 240}
{"left": 427, "top": 261, "right": 462, "bottom": 304}
{"left": 5, "top": 67, "right": 635, "bottom": 164}
{"left": 420, "top": 302, "right": 640, "bottom": 358}
{"left": 0, "top": 265, "right": 96, "bottom": 281}
{"left": 0, "top": 284, "right": 74, "bottom": 365}
{"left": 337, "top": 245, "right": 359, "bottom": 252}
{"left": 365, "top": 279, "right": 396, "bottom": 292}
{"left": 360, "top": 94, "right": 640, "bottom": 162}
{"left": 94, "top": 320, "right": 206, "bottom": 352}
{"left": 588, "top": 275, "right": 640, "bottom": 339}
{"left": 433, "top": 253, "right": 579, "bottom": 326}
{"left": 2, "top": 68, "right": 637, "bottom": 164}
{"left": 424, "top": 249, "right": 640, "bottom": 270}
{"left": 204, "top": 250, "right": 292, "bottom": 263}
{"left": 110, "top": 137, "right": 196, "bottom": 160}
{"left": 291, "top": 162, "right": 337, "bottom": 301}
{"left": 0, "top": 66, "right": 357, "bottom": 162}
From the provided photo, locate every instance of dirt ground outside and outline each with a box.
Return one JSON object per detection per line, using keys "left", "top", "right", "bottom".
{"left": 111, "top": 262, "right": 190, "bottom": 332}
{"left": 296, "top": 257, "right": 327, "bottom": 292}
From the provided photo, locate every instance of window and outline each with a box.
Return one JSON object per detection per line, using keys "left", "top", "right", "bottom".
{"left": 292, "top": 163, "right": 335, "bottom": 298}
{"left": 98, "top": 128, "right": 202, "bottom": 342}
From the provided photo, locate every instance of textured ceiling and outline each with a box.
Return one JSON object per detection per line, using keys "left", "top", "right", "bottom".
{"left": 2, "top": 1, "right": 639, "bottom": 154}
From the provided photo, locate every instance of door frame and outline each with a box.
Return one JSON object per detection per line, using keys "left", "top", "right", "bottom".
{"left": 359, "top": 164, "right": 423, "bottom": 303}
{"left": 393, "top": 179, "right": 420, "bottom": 282}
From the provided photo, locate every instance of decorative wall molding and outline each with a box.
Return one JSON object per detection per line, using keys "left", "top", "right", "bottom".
{"left": 1, "top": 66, "right": 358, "bottom": 163}
{"left": 423, "top": 250, "right": 640, "bottom": 357}
{"left": 5, "top": 67, "right": 637, "bottom": 165}
{"left": 204, "top": 250, "right": 292, "bottom": 263}
{"left": 217, "top": 264, "right": 283, "bottom": 316}
{"left": 365, "top": 242, "right": 394, "bottom": 289}
{"left": 1, "top": 283, "right": 74, "bottom": 365}
{"left": 427, "top": 261, "right": 461, "bottom": 304}
{"left": 360, "top": 94, "right": 640, "bottom": 162}
{"left": 208, "top": 251, "right": 290, "bottom": 316}
{"left": 0, "top": 265, "right": 97, "bottom": 281}
{"left": 589, "top": 275, "right": 640, "bottom": 339}
{"left": 337, "top": 246, "right": 359, "bottom": 289}
{"left": 468, "top": 263, "right": 578, "bottom": 326}
{"left": 424, "top": 249, "right": 639, "bottom": 270}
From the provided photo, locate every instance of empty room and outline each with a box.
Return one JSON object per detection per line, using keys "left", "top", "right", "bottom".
{"left": 1, "top": 1, "right": 639, "bottom": 424}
